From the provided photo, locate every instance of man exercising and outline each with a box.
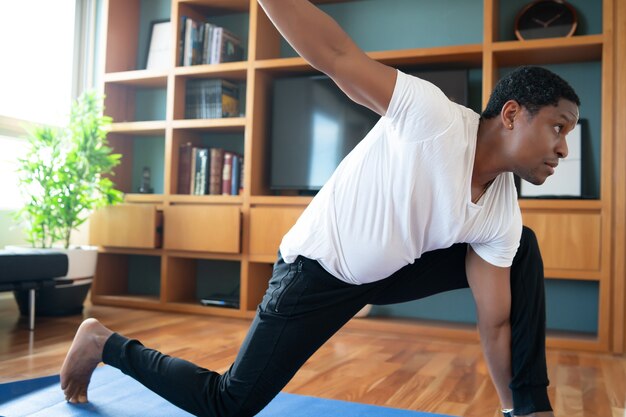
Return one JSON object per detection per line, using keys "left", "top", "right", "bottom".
{"left": 61, "top": 1, "right": 580, "bottom": 416}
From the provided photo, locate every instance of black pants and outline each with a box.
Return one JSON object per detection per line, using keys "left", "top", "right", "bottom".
{"left": 103, "top": 226, "right": 550, "bottom": 417}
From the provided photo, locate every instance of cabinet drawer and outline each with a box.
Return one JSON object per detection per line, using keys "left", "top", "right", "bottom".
{"left": 164, "top": 205, "right": 241, "bottom": 253}
{"left": 90, "top": 204, "right": 163, "bottom": 248}
{"left": 522, "top": 212, "right": 601, "bottom": 271}
{"left": 249, "top": 207, "right": 304, "bottom": 257}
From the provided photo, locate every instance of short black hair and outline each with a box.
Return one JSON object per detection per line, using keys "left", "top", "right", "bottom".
{"left": 481, "top": 66, "right": 581, "bottom": 120}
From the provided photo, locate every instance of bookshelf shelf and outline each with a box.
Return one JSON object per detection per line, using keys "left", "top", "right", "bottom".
{"left": 174, "top": 62, "right": 248, "bottom": 78}
{"left": 370, "top": 44, "right": 483, "bottom": 67}
{"left": 97, "top": 247, "right": 164, "bottom": 256}
{"left": 171, "top": 117, "right": 246, "bottom": 131}
{"left": 166, "top": 302, "right": 245, "bottom": 317}
{"left": 492, "top": 34, "right": 604, "bottom": 66}
{"left": 254, "top": 44, "right": 484, "bottom": 73}
{"left": 168, "top": 194, "right": 244, "bottom": 204}
{"left": 90, "top": 0, "right": 625, "bottom": 353}
{"left": 249, "top": 196, "right": 314, "bottom": 206}
{"left": 253, "top": 57, "right": 316, "bottom": 73}
{"left": 248, "top": 255, "right": 277, "bottom": 264}
{"left": 124, "top": 193, "right": 166, "bottom": 204}
{"left": 110, "top": 121, "right": 167, "bottom": 134}
{"left": 518, "top": 199, "right": 602, "bottom": 211}
{"left": 164, "top": 251, "right": 243, "bottom": 262}
{"left": 544, "top": 270, "right": 602, "bottom": 281}
{"left": 177, "top": 0, "right": 249, "bottom": 12}
{"left": 104, "top": 70, "right": 169, "bottom": 87}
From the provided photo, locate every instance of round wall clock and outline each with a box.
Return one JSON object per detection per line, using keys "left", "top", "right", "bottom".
{"left": 514, "top": 0, "right": 578, "bottom": 41}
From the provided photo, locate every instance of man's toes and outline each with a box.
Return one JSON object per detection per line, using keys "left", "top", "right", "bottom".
{"left": 63, "top": 383, "right": 72, "bottom": 400}
{"left": 65, "top": 383, "right": 78, "bottom": 402}
{"left": 68, "top": 390, "right": 81, "bottom": 404}
{"left": 77, "top": 388, "right": 88, "bottom": 403}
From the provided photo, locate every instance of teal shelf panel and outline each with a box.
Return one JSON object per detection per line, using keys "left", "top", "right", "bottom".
{"left": 370, "top": 278, "right": 599, "bottom": 335}
{"left": 135, "top": 88, "right": 168, "bottom": 121}
{"left": 131, "top": 136, "right": 166, "bottom": 194}
{"left": 280, "top": 0, "right": 483, "bottom": 57}
{"left": 195, "top": 259, "right": 241, "bottom": 300}
{"left": 197, "top": 133, "right": 245, "bottom": 156}
{"left": 127, "top": 254, "right": 162, "bottom": 297}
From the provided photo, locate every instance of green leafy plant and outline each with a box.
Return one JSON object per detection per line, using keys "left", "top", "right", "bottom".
{"left": 16, "top": 91, "right": 123, "bottom": 248}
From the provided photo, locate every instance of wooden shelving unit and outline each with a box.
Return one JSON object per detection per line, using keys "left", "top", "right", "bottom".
{"left": 90, "top": 0, "right": 625, "bottom": 353}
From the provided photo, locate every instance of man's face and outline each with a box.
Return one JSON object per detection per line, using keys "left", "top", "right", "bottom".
{"left": 510, "top": 99, "right": 580, "bottom": 185}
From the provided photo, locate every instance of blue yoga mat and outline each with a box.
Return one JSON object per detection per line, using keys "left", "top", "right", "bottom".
{"left": 0, "top": 365, "right": 454, "bottom": 417}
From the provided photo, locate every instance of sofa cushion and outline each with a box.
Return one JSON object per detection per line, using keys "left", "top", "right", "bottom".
{"left": 0, "top": 250, "right": 69, "bottom": 285}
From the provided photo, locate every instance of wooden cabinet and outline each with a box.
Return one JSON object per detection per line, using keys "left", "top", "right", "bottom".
{"left": 90, "top": 204, "right": 163, "bottom": 248}
{"left": 164, "top": 205, "right": 241, "bottom": 253}
{"left": 249, "top": 207, "right": 304, "bottom": 259}
{"left": 90, "top": 0, "right": 625, "bottom": 353}
{"left": 522, "top": 211, "right": 601, "bottom": 272}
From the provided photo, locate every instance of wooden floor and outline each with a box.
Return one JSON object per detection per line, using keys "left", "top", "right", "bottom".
{"left": 0, "top": 295, "right": 624, "bottom": 417}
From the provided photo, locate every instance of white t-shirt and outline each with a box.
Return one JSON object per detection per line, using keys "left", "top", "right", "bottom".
{"left": 280, "top": 70, "right": 522, "bottom": 285}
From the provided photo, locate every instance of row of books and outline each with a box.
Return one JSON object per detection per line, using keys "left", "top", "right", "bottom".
{"left": 185, "top": 79, "right": 241, "bottom": 119}
{"left": 177, "top": 143, "right": 243, "bottom": 196}
{"left": 179, "top": 16, "right": 244, "bottom": 66}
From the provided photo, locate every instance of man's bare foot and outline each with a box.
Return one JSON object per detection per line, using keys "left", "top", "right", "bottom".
{"left": 60, "top": 318, "right": 113, "bottom": 403}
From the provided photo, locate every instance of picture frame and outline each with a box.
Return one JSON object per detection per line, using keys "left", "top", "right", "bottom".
{"left": 145, "top": 20, "right": 171, "bottom": 70}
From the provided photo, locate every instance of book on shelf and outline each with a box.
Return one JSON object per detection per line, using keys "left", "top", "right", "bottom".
{"left": 222, "top": 151, "right": 233, "bottom": 195}
{"left": 214, "top": 25, "right": 244, "bottom": 64}
{"left": 231, "top": 153, "right": 240, "bottom": 196}
{"left": 189, "top": 147, "right": 197, "bottom": 194}
{"left": 177, "top": 142, "right": 193, "bottom": 194}
{"left": 185, "top": 79, "right": 241, "bottom": 119}
{"left": 177, "top": 144, "right": 243, "bottom": 196}
{"left": 178, "top": 16, "right": 186, "bottom": 67}
{"left": 179, "top": 16, "right": 243, "bottom": 66}
{"left": 194, "top": 148, "right": 209, "bottom": 195}
{"left": 239, "top": 154, "right": 244, "bottom": 195}
{"left": 182, "top": 17, "right": 204, "bottom": 66}
{"left": 209, "top": 148, "right": 225, "bottom": 195}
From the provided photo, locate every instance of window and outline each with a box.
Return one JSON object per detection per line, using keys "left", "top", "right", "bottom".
{"left": 0, "top": 0, "right": 98, "bottom": 210}
{"left": 0, "top": 1, "right": 76, "bottom": 126}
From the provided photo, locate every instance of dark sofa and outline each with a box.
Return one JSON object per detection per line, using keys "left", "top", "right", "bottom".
{"left": 0, "top": 250, "right": 68, "bottom": 330}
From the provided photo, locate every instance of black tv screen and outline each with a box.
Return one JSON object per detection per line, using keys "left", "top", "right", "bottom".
{"left": 270, "top": 70, "right": 468, "bottom": 192}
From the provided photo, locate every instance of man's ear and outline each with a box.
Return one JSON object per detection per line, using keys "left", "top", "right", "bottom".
{"left": 500, "top": 100, "right": 521, "bottom": 130}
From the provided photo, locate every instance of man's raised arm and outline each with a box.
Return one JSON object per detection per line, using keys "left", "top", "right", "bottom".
{"left": 257, "top": 0, "right": 397, "bottom": 116}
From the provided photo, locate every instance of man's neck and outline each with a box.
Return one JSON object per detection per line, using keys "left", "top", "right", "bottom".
{"left": 472, "top": 117, "right": 506, "bottom": 189}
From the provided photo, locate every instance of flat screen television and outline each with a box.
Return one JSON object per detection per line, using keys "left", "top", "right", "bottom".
{"left": 269, "top": 70, "right": 468, "bottom": 192}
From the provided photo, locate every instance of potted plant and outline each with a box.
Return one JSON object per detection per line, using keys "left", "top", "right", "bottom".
{"left": 9, "top": 91, "right": 123, "bottom": 315}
